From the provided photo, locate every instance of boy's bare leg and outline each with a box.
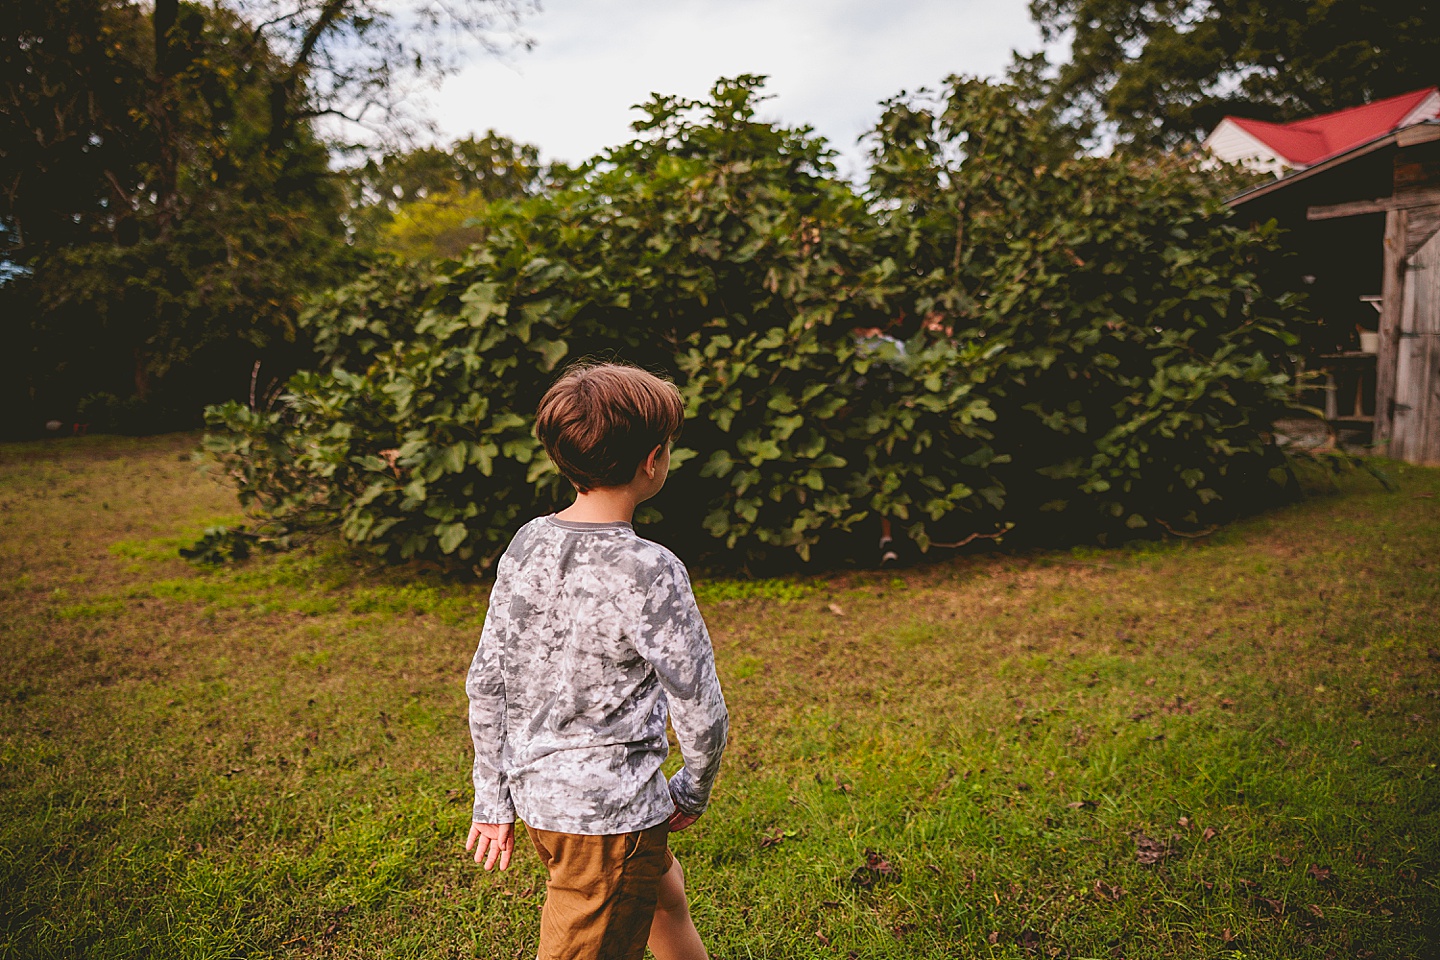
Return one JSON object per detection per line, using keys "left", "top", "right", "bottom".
{"left": 647, "top": 857, "right": 708, "bottom": 960}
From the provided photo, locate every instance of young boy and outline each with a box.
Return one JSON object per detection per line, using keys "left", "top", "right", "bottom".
{"left": 464, "top": 362, "right": 729, "bottom": 960}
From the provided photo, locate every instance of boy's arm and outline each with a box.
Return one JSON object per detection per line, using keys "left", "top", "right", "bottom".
{"left": 635, "top": 557, "right": 729, "bottom": 819}
{"left": 466, "top": 562, "right": 515, "bottom": 826}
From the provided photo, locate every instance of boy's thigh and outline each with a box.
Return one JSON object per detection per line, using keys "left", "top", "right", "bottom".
{"left": 526, "top": 822, "right": 674, "bottom": 960}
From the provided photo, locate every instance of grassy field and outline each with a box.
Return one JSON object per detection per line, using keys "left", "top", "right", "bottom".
{"left": 1, "top": 433, "right": 1437, "bottom": 959}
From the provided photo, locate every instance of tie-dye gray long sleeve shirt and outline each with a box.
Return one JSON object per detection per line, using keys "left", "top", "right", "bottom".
{"left": 466, "top": 516, "right": 729, "bottom": 834}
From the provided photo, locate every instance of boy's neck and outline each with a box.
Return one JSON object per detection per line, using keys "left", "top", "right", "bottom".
{"left": 554, "top": 486, "right": 639, "bottom": 525}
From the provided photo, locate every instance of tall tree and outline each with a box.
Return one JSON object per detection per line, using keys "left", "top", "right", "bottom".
{"left": 1030, "top": 0, "right": 1440, "bottom": 147}
{"left": 1, "top": 1, "right": 348, "bottom": 432}
{"left": 0, "top": 0, "right": 533, "bottom": 436}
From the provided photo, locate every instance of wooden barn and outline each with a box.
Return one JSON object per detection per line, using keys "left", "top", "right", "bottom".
{"left": 1213, "top": 92, "right": 1440, "bottom": 465}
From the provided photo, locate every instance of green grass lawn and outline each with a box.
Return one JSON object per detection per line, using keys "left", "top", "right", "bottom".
{"left": 1, "top": 434, "right": 1437, "bottom": 959}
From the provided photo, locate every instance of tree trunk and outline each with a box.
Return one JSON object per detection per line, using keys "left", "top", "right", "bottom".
{"left": 133, "top": 347, "right": 152, "bottom": 403}
{"left": 267, "top": 0, "right": 351, "bottom": 152}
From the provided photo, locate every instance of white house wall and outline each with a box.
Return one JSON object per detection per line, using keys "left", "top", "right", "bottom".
{"left": 1399, "top": 91, "right": 1440, "bottom": 128}
{"left": 1201, "top": 119, "right": 1290, "bottom": 177}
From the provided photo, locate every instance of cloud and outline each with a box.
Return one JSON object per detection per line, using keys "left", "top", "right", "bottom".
{"left": 431, "top": 0, "right": 1043, "bottom": 176}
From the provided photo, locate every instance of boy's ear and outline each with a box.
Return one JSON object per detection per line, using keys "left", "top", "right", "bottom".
{"left": 643, "top": 444, "right": 663, "bottom": 479}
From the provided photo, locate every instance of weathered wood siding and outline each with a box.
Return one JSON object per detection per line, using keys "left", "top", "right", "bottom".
{"left": 1375, "top": 210, "right": 1409, "bottom": 446}
{"left": 1391, "top": 224, "right": 1440, "bottom": 464}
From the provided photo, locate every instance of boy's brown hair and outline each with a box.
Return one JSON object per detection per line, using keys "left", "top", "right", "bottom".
{"left": 535, "top": 362, "right": 684, "bottom": 492}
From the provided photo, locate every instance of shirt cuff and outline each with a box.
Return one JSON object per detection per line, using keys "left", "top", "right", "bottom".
{"left": 667, "top": 769, "right": 708, "bottom": 818}
{"left": 472, "top": 800, "right": 516, "bottom": 825}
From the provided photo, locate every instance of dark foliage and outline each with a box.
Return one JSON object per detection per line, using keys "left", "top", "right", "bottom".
{"left": 1, "top": 1, "right": 352, "bottom": 437}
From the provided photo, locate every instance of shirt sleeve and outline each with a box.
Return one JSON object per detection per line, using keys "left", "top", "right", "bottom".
{"left": 632, "top": 556, "right": 729, "bottom": 818}
{"left": 466, "top": 558, "right": 515, "bottom": 824}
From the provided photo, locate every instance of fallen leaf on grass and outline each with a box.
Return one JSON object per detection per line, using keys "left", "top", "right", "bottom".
{"left": 827, "top": 603, "right": 846, "bottom": 617}
{"left": 1093, "top": 879, "right": 1124, "bottom": 901}
{"left": 1019, "top": 929, "right": 1043, "bottom": 953}
{"left": 1274, "top": 854, "right": 1293, "bottom": 867}
{"left": 759, "top": 827, "right": 797, "bottom": 849}
{"left": 1255, "top": 896, "right": 1285, "bottom": 916}
{"left": 1307, "top": 904, "right": 1325, "bottom": 918}
{"left": 1201, "top": 826, "right": 1219, "bottom": 841}
{"left": 1067, "top": 799, "right": 1097, "bottom": 809}
{"left": 1307, "top": 864, "right": 1333, "bottom": 882}
{"left": 1132, "top": 831, "right": 1173, "bottom": 865}
{"left": 1269, "top": 735, "right": 1290, "bottom": 749}
{"left": 849, "top": 849, "right": 899, "bottom": 888}
{"left": 987, "top": 931, "right": 999, "bottom": 945}
{"left": 815, "top": 930, "right": 830, "bottom": 947}
{"left": 1221, "top": 928, "right": 1235, "bottom": 944}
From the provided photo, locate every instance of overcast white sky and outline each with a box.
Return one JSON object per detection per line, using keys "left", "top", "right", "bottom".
{"left": 431, "top": 0, "right": 1047, "bottom": 179}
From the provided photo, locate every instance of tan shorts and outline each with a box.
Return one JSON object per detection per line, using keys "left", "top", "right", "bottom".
{"left": 525, "top": 822, "right": 675, "bottom": 960}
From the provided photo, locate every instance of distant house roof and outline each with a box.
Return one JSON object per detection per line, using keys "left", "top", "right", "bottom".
{"left": 1203, "top": 87, "right": 1440, "bottom": 174}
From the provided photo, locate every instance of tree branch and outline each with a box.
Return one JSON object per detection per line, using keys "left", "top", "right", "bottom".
{"left": 294, "top": 0, "right": 351, "bottom": 78}
{"left": 251, "top": 8, "right": 307, "bottom": 43}
{"left": 929, "top": 527, "right": 1008, "bottom": 549}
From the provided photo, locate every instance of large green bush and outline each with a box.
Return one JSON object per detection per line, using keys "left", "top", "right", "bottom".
{"left": 867, "top": 79, "right": 1303, "bottom": 543}
{"left": 204, "top": 77, "right": 1303, "bottom": 571}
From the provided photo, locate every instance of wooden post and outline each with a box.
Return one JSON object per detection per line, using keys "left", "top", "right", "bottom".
{"left": 1374, "top": 209, "right": 1409, "bottom": 448}
{"left": 1410, "top": 229, "right": 1440, "bottom": 464}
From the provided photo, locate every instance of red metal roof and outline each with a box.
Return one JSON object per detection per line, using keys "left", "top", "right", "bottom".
{"left": 1224, "top": 87, "right": 1439, "bottom": 166}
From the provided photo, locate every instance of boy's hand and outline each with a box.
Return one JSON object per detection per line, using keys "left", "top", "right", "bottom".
{"left": 466, "top": 822, "right": 514, "bottom": 871}
{"left": 668, "top": 808, "right": 700, "bottom": 832}
{"left": 667, "top": 786, "right": 701, "bottom": 832}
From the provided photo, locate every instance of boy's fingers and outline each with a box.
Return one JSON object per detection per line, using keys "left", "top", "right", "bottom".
{"left": 465, "top": 823, "right": 480, "bottom": 852}
{"left": 499, "top": 843, "right": 513, "bottom": 871}
{"left": 483, "top": 836, "right": 501, "bottom": 871}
